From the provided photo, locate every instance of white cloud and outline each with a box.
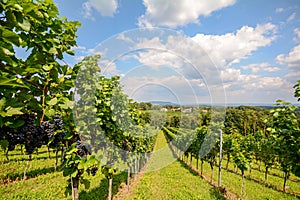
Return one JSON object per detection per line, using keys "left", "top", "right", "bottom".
{"left": 132, "top": 23, "right": 277, "bottom": 75}
{"left": 191, "top": 23, "right": 277, "bottom": 68}
{"left": 287, "top": 12, "right": 296, "bottom": 22}
{"left": 221, "top": 68, "right": 241, "bottom": 82}
{"left": 82, "top": 2, "right": 94, "bottom": 20}
{"left": 285, "top": 70, "right": 300, "bottom": 79}
{"left": 122, "top": 23, "right": 278, "bottom": 103}
{"left": 276, "top": 44, "right": 300, "bottom": 68}
{"left": 138, "top": 0, "right": 236, "bottom": 28}
{"left": 121, "top": 75, "right": 206, "bottom": 104}
{"left": 241, "top": 62, "right": 280, "bottom": 73}
{"left": 87, "top": 23, "right": 285, "bottom": 103}
{"left": 116, "top": 33, "right": 134, "bottom": 43}
{"left": 275, "top": 8, "right": 285, "bottom": 13}
{"left": 276, "top": 43, "right": 300, "bottom": 83}
{"left": 83, "top": 0, "right": 118, "bottom": 19}
{"left": 245, "top": 77, "right": 287, "bottom": 89}
{"left": 293, "top": 28, "right": 300, "bottom": 42}
{"left": 71, "top": 46, "right": 87, "bottom": 51}
{"left": 98, "top": 59, "right": 120, "bottom": 76}
{"left": 75, "top": 56, "right": 85, "bottom": 61}
{"left": 220, "top": 73, "right": 294, "bottom": 103}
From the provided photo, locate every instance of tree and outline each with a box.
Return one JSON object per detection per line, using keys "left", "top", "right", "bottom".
{"left": 0, "top": 0, "right": 80, "bottom": 180}
{"left": 0, "top": 0, "right": 80, "bottom": 121}
{"left": 266, "top": 100, "right": 299, "bottom": 191}
{"left": 292, "top": 80, "right": 300, "bottom": 177}
{"left": 222, "top": 133, "right": 235, "bottom": 170}
{"left": 259, "top": 131, "right": 277, "bottom": 183}
{"left": 232, "top": 134, "right": 251, "bottom": 199}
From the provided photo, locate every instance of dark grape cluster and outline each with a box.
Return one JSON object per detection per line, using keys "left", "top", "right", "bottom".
{"left": 42, "top": 121, "right": 55, "bottom": 138}
{"left": 120, "top": 141, "right": 130, "bottom": 161}
{"left": 41, "top": 114, "right": 66, "bottom": 148}
{"left": 19, "top": 114, "right": 45, "bottom": 154}
{"left": 75, "top": 140, "right": 92, "bottom": 158}
{"left": 90, "top": 167, "right": 98, "bottom": 176}
{"left": 1, "top": 126, "right": 25, "bottom": 151}
{"left": 1, "top": 113, "right": 66, "bottom": 155}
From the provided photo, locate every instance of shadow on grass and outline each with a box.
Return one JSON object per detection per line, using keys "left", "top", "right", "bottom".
{"left": 79, "top": 172, "right": 127, "bottom": 200}
{"left": 209, "top": 187, "right": 227, "bottom": 200}
{"left": 0, "top": 166, "right": 57, "bottom": 183}
{"left": 5, "top": 150, "right": 50, "bottom": 157}
{"left": 1, "top": 155, "right": 58, "bottom": 163}
{"left": 178, "top": 159, "right": 200, "bottom": 177}
{"left": 224, "top": 168, "right": 300, "bottom": 198}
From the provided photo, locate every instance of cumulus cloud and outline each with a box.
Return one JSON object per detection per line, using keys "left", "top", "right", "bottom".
{"left": 117, "top": 23, "right": 278, "bottom": 103}
{"left": 220, "top": 73, "right": 294, "bottom": 103}
{"left": 116, "top": 33, "right": 134, "bottom": 43}
{"left": 138, "top": 0, "right": 236, "bottom": 28}
{"left": 293, "top": 28, "right": 300, "bottom": 42}
{"left": 276, "top": 44, "right": 300, "bottom": 68}
{"left": 241, "top": 62, "right": 280, "bottom": 73}
{"left": 87, "top": 23, "right": 284, "bottom": 103}
{"left": 192, "top": 23, "right": 277, "bottom": 68}
{"left": 83, "top": 0, "right": 118, "bottom": 19}
{"left": 287, "top": 12, "right": 296, "bottom": 22}
{"left": 276, "top": 43, "right": 300, "bottom": 83}
{"left": 220, "top": 68, "right": 241, "bottom": 82}
{"left": 121, "top": 74, "right": 207, "bottom": 104}
{"left": 98, "top": 59, "right": 120, "bottom": 76}
{"left": 82, "top": 2, "right": 94, "bottom": 20}
{"left": 130, "top": 23, "right": 277, "bottom": 80}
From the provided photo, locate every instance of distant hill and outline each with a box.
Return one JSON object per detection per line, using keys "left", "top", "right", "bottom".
{"left": 149, "top": 101, "right": 179, "bottom": 106}
{"left": 146, "top": 101, "right": 300, "bottom": 109}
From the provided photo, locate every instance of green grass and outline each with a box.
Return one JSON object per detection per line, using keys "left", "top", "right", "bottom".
{"left": 221, "top": 158, "right": 300, "bottom": 194}
{"left": 186, "top": 155, "right": 300, "bottom": 200}
{"left": 1, "top": 133, "right": 299, "bottom": 200}
{"left": 0, "top": 146, "right": 127, "bottom": 200}
{"left": 126, "top": 131, "right": 225, "bottom": 200}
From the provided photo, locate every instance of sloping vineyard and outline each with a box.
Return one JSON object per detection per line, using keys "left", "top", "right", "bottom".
{"left": 1, "top": 1, "right": 300, "bottom": 200}
{"left": 162, "top": 124, "right": 300, "bottom": 199}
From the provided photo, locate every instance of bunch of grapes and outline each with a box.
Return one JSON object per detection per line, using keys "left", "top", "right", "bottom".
{"left": 41, "top": 121, "right": 55, "bottom": 138}
{"left": 53, "top": 114, "right": 64, "bottom": 129}
{"left": 0, "top": 125, "right": 24, "bottom": 151}
{"left": 50, "top": 114, "right": 66, "bottom": 148}
{"left": 41, "top": 114, "right": 66, "bottom": 148}
{"left": 75, "top": 140, "right": 92, "bottom": 158}
{"left": 19, "top": 114, "right": 45, "bottom": 154}
{"left": 1, "top": 113, "right": 67, "bottom": 155}
{"left": 120, "top": 140, "right": 130, "bottom": 161}
{"left": 90, "top": 167, "right": 98, "bottom": 176}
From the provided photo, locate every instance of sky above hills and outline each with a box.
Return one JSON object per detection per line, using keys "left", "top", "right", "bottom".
{"left": 54, "top": 0, "right": 300, "bottom": 105}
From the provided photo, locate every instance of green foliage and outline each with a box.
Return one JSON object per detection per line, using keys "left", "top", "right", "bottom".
{"left": 223, "top": 106, "right": 268, "bottom": 136}
{"left": 0, "top": 0, "right": 80, "bottom": 127}
{"left": 0, "top": 0, "right": 84, "bottom": 197}
{"left": 266, "top": 100, "right": 300, "bottom": 177}
{"left": 294, "top": 80, "right": 300, "bottom": 101}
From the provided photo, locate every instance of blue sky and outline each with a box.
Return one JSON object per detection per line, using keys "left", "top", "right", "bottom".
{"left": 54, "top": 0, "right": 300, "bottom": 105}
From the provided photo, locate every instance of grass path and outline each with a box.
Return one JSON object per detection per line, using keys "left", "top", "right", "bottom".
{"left": 125, "top": 131, "right": 225, "bottom": 200}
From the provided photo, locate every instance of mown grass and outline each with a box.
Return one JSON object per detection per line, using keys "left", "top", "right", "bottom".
{"left": 126, "top": 131, "right": 225, "bottom": 200}
{"left": 0, "top": 145, "right": 127, "bottom": 200}
{"left": 1, "top": 133, "right": 299, "bottom": 200}
{"left": 186, "top": 155, "right": 300, "bottom": 200}
{"left": 221, "top": 157, "right": 300, "bottom": 194}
